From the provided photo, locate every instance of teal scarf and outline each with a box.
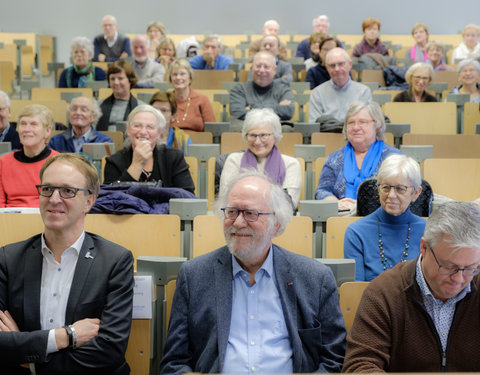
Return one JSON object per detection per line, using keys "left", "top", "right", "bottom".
{"left": 66, "top": 62, "right": 95, "bottom": 88}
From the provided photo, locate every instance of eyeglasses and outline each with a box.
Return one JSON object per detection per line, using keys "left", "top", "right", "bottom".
{"left": 413, "top": 75, "right": 430, "bottom": 81}
{"left": 36, "top": 185, "right": 92, "bottom": 199}
{"left": 346, "top": 119, "right": 374, "bottom": 127}
{"left": 378, "top": 184, "right": 412, "bottom": 196}
{"left": 221, "top": 207, "right": 273, "bottom": 222}
{"left": 429, "top": 246, "right": 480, "bottom": 276}
{"left": 326, "top": 61, "right": 347, "bottom": 69}
{"left": 247, "top": 133, "right": 272, "bottom": 142}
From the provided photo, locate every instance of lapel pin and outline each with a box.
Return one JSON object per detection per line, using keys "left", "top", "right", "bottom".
{"left": 85, "top": 251, "right": 94, "bottom": 259}
{"left": 288, "top": 282, "right": 293, "bottom": 286}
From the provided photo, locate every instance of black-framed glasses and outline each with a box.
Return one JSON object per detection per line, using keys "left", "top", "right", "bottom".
{"left": 247, "top": 133, "right": 272, "bottom": 142}
{"left": 429, "top": 246, "right": 480, "bottom": 276}
{"left": 36, "top": 185, "right": 92, "bottom": 199}
{"left": 377, "top": 184, "right": 412, "bottom": 196}
{"left": 221, "top": 207, "right": 274, "bottom": 222}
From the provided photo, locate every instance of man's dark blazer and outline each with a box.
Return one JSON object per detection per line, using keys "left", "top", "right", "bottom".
{"left": 1, "top": 122, "right": 21, "bottom": 150}
{"left": 0, "top": 232, "right": 134, "bottom": 375}
{"left": 160, "top": 245, "right": 346, "bottom": 374}
{"left": 103, "top": 144, "right": 195, "bottom": 193}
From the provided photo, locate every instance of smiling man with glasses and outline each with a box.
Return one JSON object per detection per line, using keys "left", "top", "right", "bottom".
{"left": 344, "top": 201, "right": 480, "bottom": 372}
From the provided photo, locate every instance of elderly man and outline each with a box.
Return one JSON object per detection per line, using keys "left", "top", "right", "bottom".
{"left": 230, "top": 51, "right": 294, "bottom": 130}
{"left": 296, "top": 15, "right": 330, "bottom": 59}
{"left": 131, "top": 35, "right": 166, "bottom": 87}
{"left": 189, "top": 35, "right": 233, "bottom": 70}
{"left": 49, "top": 96, "right": 112, "bottom": 153}
{"left": 254, "top": 35, "right": 292, "bottom": 85}
{"left": 308, "top": 48, "right": 372, "bottom": 125}
{"left": 0, "top": 91, "right": 21, "bottom": 150}
{"left": 0, "top": 153, "right": 134, "bottom": 374}
{"left": 249, "top": 20, "right": 287, "bottom": 60}
{"left": 344, "top": 201, "right": 480, "bottom": 372}
{"left": 161, "top": 172, "right": 346, "bottom": 374}
{"left": 93, "top": 14, "right": 132, "bottom": 62}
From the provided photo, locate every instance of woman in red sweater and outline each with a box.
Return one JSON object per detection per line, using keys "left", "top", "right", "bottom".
{"left": 0, "top": 104, "right": 59, "bottom": 207}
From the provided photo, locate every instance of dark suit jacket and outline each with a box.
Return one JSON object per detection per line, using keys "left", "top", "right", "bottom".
{"left": 104, "top": 145, "right": 195, "bottom": 193}
{"left": 160, "top": 245, "right": 346, "bottom": 374}
{"left": 1, "top": 122, "right": 21, "bottom": 150}
{"left": 0, "top": 232, "right": 134, "bottom": 375}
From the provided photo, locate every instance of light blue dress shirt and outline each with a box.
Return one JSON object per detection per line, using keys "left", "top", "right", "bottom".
{"left": 71, "top": 127, "right": 93, "bottom": 153}
{"left": 222, "top": 247, "right": 293, "bottom": 373}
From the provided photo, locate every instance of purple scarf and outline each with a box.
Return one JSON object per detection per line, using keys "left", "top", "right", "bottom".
{"left": 240, "top": 146, "right": 286, "bottom": 185}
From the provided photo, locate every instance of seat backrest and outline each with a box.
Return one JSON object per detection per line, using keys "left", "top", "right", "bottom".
{"left": 184, "top": 156, "right": 199, "bottom": 196}
{"left": 31, "top": 87, "right": 93, "bottom": 101}
{"left": 361, "top": 69, "right": 386, "bottom": 86}
{"left": 100, "top": 131, "right": 124, "bottom": 152}
{"left": 11, "top": 99, "right": 69, "bottom": 125}
{"left": 357, "top": 177, "right": 433, "bottom": 217}
{"left": 464, "top": 102, "right": 480, "bottom": 135}
{"left": 277, "top": 132, "right": 303, "bottom": 156}
{"left": 403, "top": 133, "right": 480, "bottom": 158}
{"left": 221, "top": 132, "right": 246, "bottom": 154}
{"left": 185, "top": 130, "right": 213, "bottom": 144}
{"left": 191, "top": 70, "right": 236, "bottom": 89}
{"left": 325, "top": 216, "right": 361, "bottom": 258}
{"left": 338, "top": 281, "right": 370, "bottom": 332}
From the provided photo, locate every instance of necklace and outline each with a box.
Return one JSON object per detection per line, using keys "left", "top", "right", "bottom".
{"left": 176, "top": 95, "right": 191, "bottom": 124}
{"left": 142, "top": 169, "right": 152, "bottom": 180}
{"left": 377, "top": 218, "right": 411, "bottom": 270}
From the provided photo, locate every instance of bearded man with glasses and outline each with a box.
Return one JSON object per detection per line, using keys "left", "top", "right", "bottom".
{"left": 343, "top": 201, "right": 480, "bottom": 372}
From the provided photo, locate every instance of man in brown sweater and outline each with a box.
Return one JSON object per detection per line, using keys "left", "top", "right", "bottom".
{"left": 343, "top": 201, "right": 480, "bottom": 372}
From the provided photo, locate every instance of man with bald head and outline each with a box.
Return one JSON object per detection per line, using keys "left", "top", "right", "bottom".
{"left": 0, "top": 91, "right": 21, "bottom": 150}
{"left": 230, "top": 51, "right": 294, "bottom": 130}
{"left": 161, "top": 172, "right": 346, "bottom": 374}
{"left": 249, "top": 19, "right": 288, "bottom": 61}
{"left": 308, "top": 47, "right": 372, "bottom": 124}
{"left": 131, "top": 34, "right": 166, "bottom": 87}
{"left": 93, "top": 14, "right": 132, "bottom": 62}
{"left": 296, "top": 15, "right": 331, "bottom": 59}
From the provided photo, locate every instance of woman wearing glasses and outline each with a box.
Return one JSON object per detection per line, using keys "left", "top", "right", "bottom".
{"left": 344, "top": 154, "right": 426, "bottom": 281}
{"left": 393, "top": 62, "right": 437, "bottom": 102}
{"left": 219, "top": 108, "right": 302, "bottom": 208}
{"left": 0, "top": 104, "right": 59, "bottom": 207}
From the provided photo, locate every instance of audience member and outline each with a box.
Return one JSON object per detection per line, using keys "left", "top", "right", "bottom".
{"left": 248, "top": 20, "right": 287, "bottom": 61}
{"left": 49, "top": 96, "right": 112, "bottom": 153}
{"left": 230, "top": 51, "right": 294, "bottom": 131}
{"left": 450, "top": 59, "right": 480, "bottom": 102}
{"left": 59, "top": 36, "right": 106, "bottom": 88}
{"left": 146, "top": 21, "right": 166, "bottom": 60}
{"left": 0, "top": 153, "right": 134, "bottom": 374}
{"left": 452, "top": 24, "right": 480, "bottom": 62}
{"left": 219, "top": 109, "right": 302, "bottom": 208}
{"left": 189, "top": 35, "right": 233, "bottom": 70}
{"left": 315, "top": 101, "right": 401, "bottom": 211}
{"left": 0, "top": 104, "right": 59, "bottom": 207}
{"left": 393, "top": 62, "right": 437, "bottom": 102}
{"left": 306, "top": 37, "right": 340, "bottom": 89}
{"left": 167, "top": 59, "right": 216, "bottom": 131}
{"left": 0, "top": 91, "right": 21, "bottom": 150}
{"left": 96, "top": 60, "right": 144, "bottom": 130}
{"left": 156, "top": 38, "right": 176, "bottom": 71}
{"left": 161, "top": 172, "right": 346, "bottom": 374}
{"left": 251, "top": 35, "right": 292, "bottom": 85}
{"left": 308, "top": 48, "right": 372, "bottom": 124}
{"left": 149, "top": 90, "right": 192, "bottom": 155}
{"left": 103, "top": 105, "right": 195, "bottom": 193}
{"left": 131, "top": 35, "right": 166, "bottom": 88}
{"left": 304, "top": 33, "right": 325, "bottom": 71}
{"left": 352, "top": 18, "right": 389, "bottom": 57}
{"left": 405, "top": 23, "right": 429, "bottom": 62}
{"left": 296, "top": 15, "right": 330, "bottom": 59}
{"left": 93, "top": 15, "right": 131, "bottom": 62}
{"left": 345, "top": 154, "right": 425, "bottom": 281}
{"left": 343, "top": 201, "right": 480, "bottom": 372}
{"left": 175, "top": 36, "right": 199, "bottom": 59}
{"left": 426, "top": 41, "right": 454, "bottom": 71}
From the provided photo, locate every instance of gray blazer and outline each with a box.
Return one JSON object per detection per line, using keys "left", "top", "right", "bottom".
{"left": 161, "top": 245, "right": 346, "bottom": 374}
{"left": 0, "top": 233, "right": 134, "bottom": 375}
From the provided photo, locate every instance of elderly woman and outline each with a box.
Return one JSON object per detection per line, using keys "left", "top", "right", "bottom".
{"left": 156, "top": 38, "right": 176, "bottom": 71}
{"left": 96, "top": 60, "right": 145, "bottom": 131}
{"left": 315, "top": 101, "right": 401, "bottom": 211}
{"left": 219, "top": 108, "right": 302, "bottom": 208}
{"left": 304, "top": 33, "right": 325, "bottom": 71}
{"left": 393, "top": 62, "right": 437, "bottom": 102}
{"left": 352, "top": 18, "right": 389, "bottom": 58}
{"left": 426, "top": 41, "right": 454, "bottom": 71}
{"left": 0, "top": 104, "right": 59, "bottom": 207}
{"left": 306, "top": 37, "right": 341, "bottom": 89}
{"left": 450, "top": 59, "right": 480, "bottom": 103}
{"left": 344, "top": 154, "right": 426, "bottom": 281}
{"left": 103, "top": 105, "right": 195, "bottom": 193}
{"left": 149, "top": 90, "right": 192, "bottom": 154}
{"left": 146, "top": 21, "right": 166, "bottom": 60}
{"left": 452, "top": 24, "right": 480, "bottom": 62}
{"left": 168, "top": 59, "right": 215, "bottom": 132}
{"left": 58, "top": 36, "right": 107, "bottom": 88}
{"left": 405, "top": 23, "right": 429, "bottom": 63}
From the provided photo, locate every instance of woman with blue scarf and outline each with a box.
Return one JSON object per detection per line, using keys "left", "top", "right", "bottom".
{"left": 59, "top": 36, "right": 106, "bottom": 88}
{"left": 219, "top": 108, "right": 302, "bottom": 209}
{"left": 315, "top": 101, "right": 401, "bottom": 211}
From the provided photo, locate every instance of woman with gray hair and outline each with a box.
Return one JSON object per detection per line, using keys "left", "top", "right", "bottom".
{"left": 344, "top": 154, "right": 426, "bottom": 281}
{"left": 450, "top": 59, "right": 480, "bottom": 103}
{"left": 219, "top": 108, "right": 302, "bottom": 208}
{"left": 59, "top": 36, "right": 107, "bottom": 88}
{"left": 393, "top": 62, "right": 437, "bottom": 102}
{"left": 315, "top": 101, "right": 401, "bottom": 211}
{"left": 103, "top": 105, "right": 195, "bottom": 193}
